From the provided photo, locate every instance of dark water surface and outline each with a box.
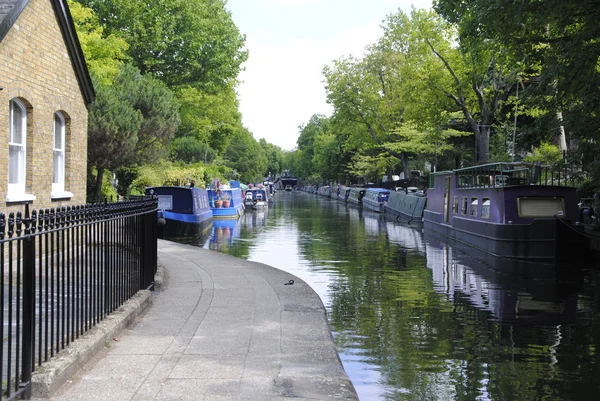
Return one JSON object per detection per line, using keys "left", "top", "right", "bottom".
{"left": 180, "top": 191, "right": 600, "bottom": 401}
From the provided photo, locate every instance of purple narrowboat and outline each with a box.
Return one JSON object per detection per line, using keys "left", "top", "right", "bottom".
{"left": 424, "top": 162, "right": 587, "bottom": 261}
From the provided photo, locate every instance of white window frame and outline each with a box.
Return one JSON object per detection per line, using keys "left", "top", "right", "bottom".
{"left": 51, "top": 112, "right": 72, "bottom": 199}
{"left": 7, "top": 98, "right": 35, "bottom": 202}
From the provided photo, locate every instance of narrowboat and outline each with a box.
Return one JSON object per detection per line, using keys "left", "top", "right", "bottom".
{"left": 362, "top": 188, "right": 390, "bottom": 213}
{"left": 335, "top": 186, "right": 350, "bottom": 202}
{"left": 423, "top": 162, "right": 588, "bottom": 261}
{"left": 145, "top": 186, "right": 212, "bottom": 238}
{"left": 316, "top": 185, "right": 332, "bottom": 198}
{"left": 280, "top": 170, "right": 298, "bottom": 190}
{"left": 244, "top": 188, "right": 270, "bottom": 209}
{"left": 385, "top": 187, "right": 427, "bottom": 223}
{"left": 347, "top": 188, "right": 366, "bottom": 206}
{"left": 207, "top": 188, "right": 244, "bottom": 219}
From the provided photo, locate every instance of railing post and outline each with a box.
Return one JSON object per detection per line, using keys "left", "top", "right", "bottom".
{"left": 139, "top": 202, "right": 146, "bottom": 290}
{"left": 21, "top": 204, "right": 35, "bottom": 398}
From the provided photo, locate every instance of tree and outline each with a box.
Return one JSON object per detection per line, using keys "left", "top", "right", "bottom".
{"left": 380, "top": 9, "right": 521, "bottom": 165}
{"left": 222, "top": 128, "right": 267, "bottom": 184}
{"left": 174, "top": 85, "right": 240, "bottom": 158}
{"left": 77, "top": 0, "right": 248, "bottom": 91}
{"left": 68, "top": 0, "right": 129, "bottom": 83}
{"left": 259, "top": 139, "right": 284, "bottom": 178}
{"left": 87, "top": 64, "right": 180, "bottom": 201}
{"left": 434, "top": 0, "right": 600, "bottom": 181}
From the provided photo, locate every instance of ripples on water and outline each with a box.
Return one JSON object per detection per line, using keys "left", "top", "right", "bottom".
{"left": 176, "top": 191, "right": 600, "bottom": 401}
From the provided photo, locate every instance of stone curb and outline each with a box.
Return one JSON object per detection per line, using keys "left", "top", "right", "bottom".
{"left": 30, "top": 263, "right": 164, "bottom": 399}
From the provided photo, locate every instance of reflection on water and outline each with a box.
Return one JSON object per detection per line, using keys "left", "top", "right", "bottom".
{"left": 173, "top": 191, "right": 600, "bottom": 401}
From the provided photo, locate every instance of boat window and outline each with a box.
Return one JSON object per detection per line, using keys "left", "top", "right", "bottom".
{"left": 477, "top": 175, "right": 491, "bottom": 186}
{"left": 452, "top": 196, "right": 459, "bottom": 214}
{"left": 157, "top": 195, "right": 173, "bottom": 210}
{"left": 495, "top": 175, "right": 509, "bottom": 186}
{"left": 470, "top": 198, "right": 478, "bottom": 217}
{"left": 481, "top": 198, "right": 490, "bottom": 219}
{"left": 518, "top": 197, "right": 565, "bottom": 217}
{"left": 461, "top": 197, "right": 468, "bottom": 215}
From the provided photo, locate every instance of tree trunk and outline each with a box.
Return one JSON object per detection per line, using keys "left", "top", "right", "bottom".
{"left": 476, "top": 126, "right": 491, "bottom": 164}
{"left": 94, "top": 166, "right": 105, "bottom": 203}
{"left": 401, "top": 152, "right": 409, "bottom": 178}
{"left": 556, "top": 112, "right": 568, "bottom": 151}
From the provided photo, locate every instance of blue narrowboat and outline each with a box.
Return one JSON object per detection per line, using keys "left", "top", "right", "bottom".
{"left": 146, "top": 186, "right": 212, "bottom": 238}
{"left": 362, "top": 188, "right": 390, "bottom": 213}
{"left": 423, "top": 162, "right": 588, "bottom": 261}
{"left": 208, "top": 188, "right": 244, "bottom": 219}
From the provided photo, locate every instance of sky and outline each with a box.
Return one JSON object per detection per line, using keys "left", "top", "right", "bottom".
{"left": 225, "top": 0, "right": 433, "bottom": 151}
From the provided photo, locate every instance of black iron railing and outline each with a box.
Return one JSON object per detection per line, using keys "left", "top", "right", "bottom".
{"left": 0, "top": 197, "right": 158, "bottom": 400}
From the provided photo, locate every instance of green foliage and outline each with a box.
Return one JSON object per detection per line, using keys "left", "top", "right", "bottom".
{"left": 259, "top": 139, "right": 284, "bottom": 177}
{"left": 77, "top": 0, "right": 248, "bottom": 91}
{"left": 523, "top": 142, "right": 563, "bottom": 166}
{"left": 68, "top": 0, "right": 129, "bottom": 83}
{"left": 222, "top": 128, "right": 268, "bottom": 183}
{"left": 130, "top": 162, "right": 207, "bottom": 194}
{"left": 434, "top": 0, "right": 599, "bottom": 182}
{"left": 86, "top": 166, "right": 118, "bottom": 202}
{"left": 171, "top": 136, "right": 217, "bottom": 164}
{"left": 87, "top": 64, "right": 180, "bottom": 201}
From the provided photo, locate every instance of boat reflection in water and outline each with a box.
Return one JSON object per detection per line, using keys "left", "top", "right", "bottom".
{"left": 424, "top": 231, "right": 582, "bottom": 326}
{"left": 204, "top": 218, "right": 242, "bottom": 250}
{"left": 241, "top": 207, "right": 269, "bottom": 232}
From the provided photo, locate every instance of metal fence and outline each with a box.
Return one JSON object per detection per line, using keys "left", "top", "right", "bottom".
{"left": 0, "top": 197, "right": 158, "bottom": 400}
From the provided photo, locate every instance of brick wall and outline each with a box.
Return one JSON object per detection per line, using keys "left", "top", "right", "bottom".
{"left": 0, "top": 0, "right": 89, "bottom": 215}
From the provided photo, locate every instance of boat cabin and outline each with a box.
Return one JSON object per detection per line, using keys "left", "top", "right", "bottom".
{"left": 362, "top": 188, "right": 390, "bottom": 213}
{"left": 424, "top": 162, "right": 586, "bottom": 260}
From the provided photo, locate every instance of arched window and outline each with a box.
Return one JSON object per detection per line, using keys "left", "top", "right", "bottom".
{"left": 8, "top": 98, "right": 27, "bottom": 198}
{"left": 53, "top": 112, "right": 66, "bottom": 194}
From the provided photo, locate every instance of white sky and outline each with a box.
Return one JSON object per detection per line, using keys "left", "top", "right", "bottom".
{"left": 225, "top": 0, "right": 433, "bottom": 151}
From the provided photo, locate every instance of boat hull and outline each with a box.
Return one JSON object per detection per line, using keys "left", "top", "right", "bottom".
{"left": 146, "top": 186, "right": 213, "bottom": 238}
{"left": 385, "top": 191, "right": 427, "bottom": 222}
{"left": 208, "top": 188, "right": 245, "bottom": 219}
{"left": 162, "top": 212, "right": 212, "bottom": 238}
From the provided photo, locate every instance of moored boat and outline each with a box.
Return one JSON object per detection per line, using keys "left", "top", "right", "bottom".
{"left": 423, "top": 162, "right": 588, "bottom": 261}
{"left": 146, "top": 186, "right": 212, "bottom": 238}
{"left": 244, "top": 188, "right": 270, "bottom": 209}
{"left": 208, "top": 187, "right": 244, "bottom": 219}
{"left": 362, "top": 188, "right": 390, "bottom": 213}
{"left": 347, "top": 188, "right": 366, "bottom": 206}
{"left": 335, "top": 186, "right": 350, "bottom": 202}
{"left": 280, "top": 170, "right": 298, "bottom": 190}
{"left": 385, "top": 187, "right": 427, "bottom": 222}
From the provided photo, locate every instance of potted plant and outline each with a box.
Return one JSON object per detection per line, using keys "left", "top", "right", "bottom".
{"left": 221, "top": 193, "right": 231, "bottom": 208}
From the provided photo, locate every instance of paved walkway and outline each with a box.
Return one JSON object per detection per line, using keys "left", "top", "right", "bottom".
{"left": 37, "top": 240, "right": 357, "bottom": 400}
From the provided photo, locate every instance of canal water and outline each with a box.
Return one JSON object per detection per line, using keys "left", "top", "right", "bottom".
{"left": 180, "top": 190, "right": 600, "bottom": 401}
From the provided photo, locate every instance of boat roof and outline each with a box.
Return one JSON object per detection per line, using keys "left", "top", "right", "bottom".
{"left": 432, "top": 162, "right": 533, "bottom": 176}
{"left": 366, "top": 187, "right": 390, "bottom": 193}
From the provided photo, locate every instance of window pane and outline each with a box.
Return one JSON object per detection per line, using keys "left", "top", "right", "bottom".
{"left": 53, "top": 150, "right": 64, "bottom": 184}
{"left": 9, "top": 144, "right": 23, "bottom": 184}
{"left": 470, "top": 198, "right": 478, "bottom": 217}
{"left": 481, "top": 198, "right": 490, "bottom": 219}
{"left": 519, "top": 198, "right": 565, "bottom": 217}
{"left": 10, "top": 100, "right": 25, "bottom": 144}
{"left": 54, "top": 113, "right": 64, "bottom": 149}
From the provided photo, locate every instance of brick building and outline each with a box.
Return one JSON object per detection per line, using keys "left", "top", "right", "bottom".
{"left": 0, "top": 0, "right": 94, "bottom": 214}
